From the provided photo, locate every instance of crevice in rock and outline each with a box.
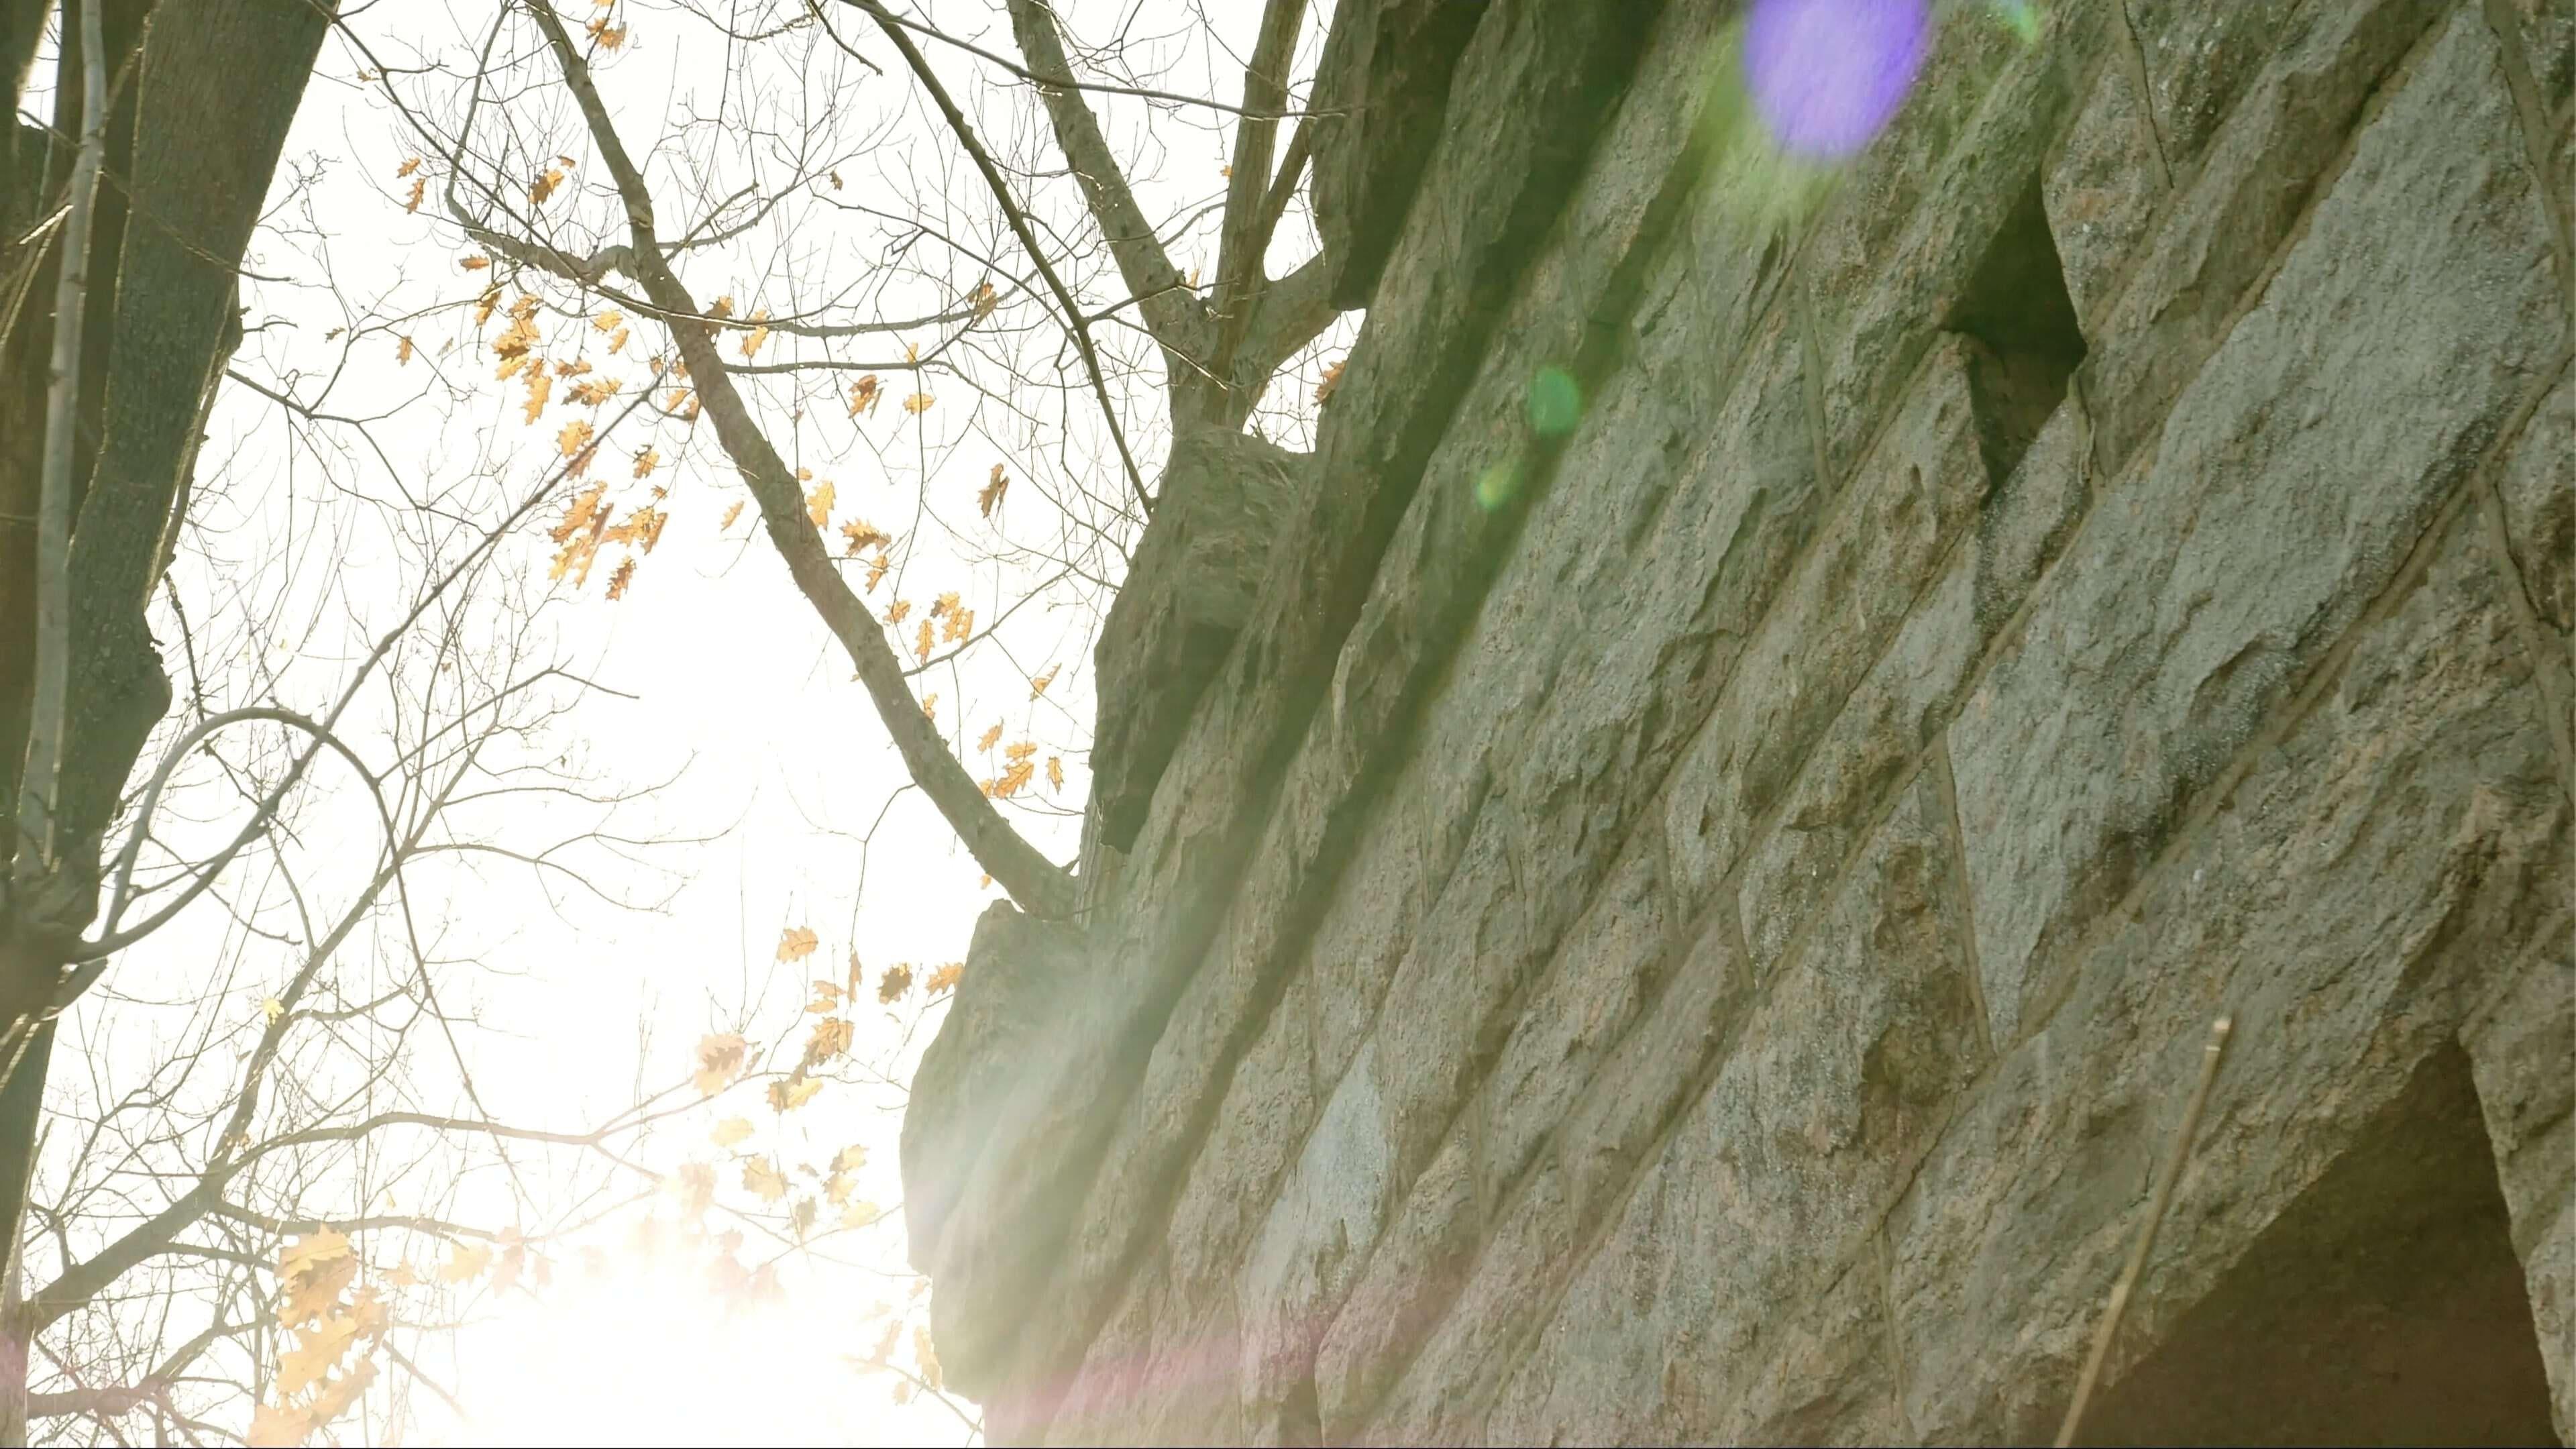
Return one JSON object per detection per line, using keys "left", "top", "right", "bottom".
{"left": 2050, "top": 1040, "right": 2559, "bottom": 1448}
{"left": 1278, "top": 1368, "right": 1323, "bottom": 1448}
{"left": 1945, "top": 174, "right": 2088, "bottom": 490}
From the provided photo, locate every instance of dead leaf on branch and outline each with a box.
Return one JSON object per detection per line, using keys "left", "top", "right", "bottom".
{"left": 978, "top": 464, "right": 1009, "bottom": 518}
{"left": 877, "top": 963, "right": 914, "bottom": 1003}
{"left": 694, "top": 1032, "right": 749, "bottom": 1095}
{"left": 776, "top": 926, "right": 819, "bottom": 962}
{"left": 804, "top": 1015, "right": 853, "bottom": 1069}
{"left": 840, "top": 518, "right": 890, "bottom": 557}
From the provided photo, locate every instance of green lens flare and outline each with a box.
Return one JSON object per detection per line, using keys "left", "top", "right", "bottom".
{"left": 1527, "top": 366, "right": 1582, "bottom": 438}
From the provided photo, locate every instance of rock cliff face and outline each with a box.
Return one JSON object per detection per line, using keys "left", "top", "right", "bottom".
{"left": 904, "top": 0, "right": 2576, "bottom": 1443}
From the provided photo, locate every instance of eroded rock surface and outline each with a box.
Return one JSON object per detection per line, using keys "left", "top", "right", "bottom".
{"left": 906, "top": 0, "right": 2576, "bottom": 1442}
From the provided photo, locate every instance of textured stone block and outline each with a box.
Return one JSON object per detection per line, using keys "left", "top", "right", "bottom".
{"left": 1950, "top": 5, "right": 2563, "bottom": 1047}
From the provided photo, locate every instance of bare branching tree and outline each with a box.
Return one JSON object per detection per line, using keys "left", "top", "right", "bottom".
{"left": 2, "top": 0, "right": 1356, "bottom": 1440}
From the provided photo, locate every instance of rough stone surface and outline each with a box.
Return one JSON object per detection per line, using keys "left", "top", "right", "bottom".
{"left": 902, "top": 0, "right": 2576, "bottom": 1442}
{"left": 1091, "top": 427, "right": 1309, "bottom": 851}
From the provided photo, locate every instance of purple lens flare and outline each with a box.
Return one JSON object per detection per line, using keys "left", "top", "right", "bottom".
{"left": 1742, "top": 0, "right": 1931, "bottom": 160}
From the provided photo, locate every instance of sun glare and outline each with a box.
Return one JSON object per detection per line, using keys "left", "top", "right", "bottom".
{"left": 437, "top": 1250, "right": 956, "bottom": 1448}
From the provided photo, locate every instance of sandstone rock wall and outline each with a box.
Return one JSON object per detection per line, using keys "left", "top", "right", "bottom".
{"left": 904, "top": 1, "right": 2576, "bottom": 1442}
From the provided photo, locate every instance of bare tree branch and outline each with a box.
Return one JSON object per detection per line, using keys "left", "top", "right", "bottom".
{"left": 522, "top": 0, "right": 1079, "bottom": 920}
{"left": 996, "top": 0, "right": 1209, "bottom": 378}
{"left": 11, "top": 0, "right": 106, "bottom": 881}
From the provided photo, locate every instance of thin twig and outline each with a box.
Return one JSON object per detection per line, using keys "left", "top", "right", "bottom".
{"left": 2055, "top": 1014, "right": 2234, "bottom": 1448}
{"left": 853, "top": 0, "right": 1156, "bottom": 517}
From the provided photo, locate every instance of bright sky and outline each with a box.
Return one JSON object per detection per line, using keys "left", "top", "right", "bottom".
{"left": 25, "top": 0, "right": 1347, "bottom": 1443}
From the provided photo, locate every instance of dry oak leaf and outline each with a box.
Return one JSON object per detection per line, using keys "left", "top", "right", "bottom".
{"left": 530, "top": 166, "right": 568, "bottom": 207}
{"left": 919, "top": 690, "right": 937, "bottom": 720}
{"left": 633, "top": 445, "right": 660, "bottom": 479}
{"left": 840, "top": 518, "right": 890, "bottom": 557}
{"left": 900, "top": 391, "right": 933, "bottom": 415}
{"left": 1315, "top": 358, "right": 1345, "bottom": 405}
{"left": 926, "top": 961, "right": 964, "bottom": 996}
{"left": 804, "top": 1015, "right": 853, "bottom": 1069}
{"left": 914, "top": 619, "right": 934, "bottom": 665}
{"left": 395, "top": 155, "right": 422, "bottom": 178}
{"left": 439, "top": 1242, "right": 493, "bottom": 1285}
{"left": 277, "top": 1317, "right": 357, "bottom": 1398}
{"left": 602, "top": 504, "right": 667, "bottom": 553}
{"left": 461, "top": 253, "right": 490, "bottom": 272}
{"left": 883, "top": 598, "right": 911, "bottom": 626}
{"left": 942, "top": 606, "right": 975, "bottom": 646}
{"left": 848, "top": 374, "right": 881, "bottom": 415}
{"left": 743, "top": 1157, "right": 790, "bottom": 1203}
{"left": 711, "top": 1116, "right": 755, "bottom": 1149}
{"left": 404, "top": 176, "right": 425, "bottom": 213}
{"left": 605, "top": 556, "right": 637, "bottom": 600}
{"left": 247, "top": 1403, "right": 309, "bottom": 1448}
{"left": 570, "top": 376, "right": 622, "bottom": 407}
{"left": 806, "top": 979, "right": 845, "bottom": 1013}
{"left": 978, "top": 464, "right": 1009, "bottom": 517}
{"left": 557, "top": 419, "right": 592, "bottom": 459}
{"left": 670, "top": 1162, "right": 717, "bottom": 1219}
{"left": 916, "top": 1327, "right": 945, "bottom": 1393}
{"left": 877, "top": 963, "right": 914, "bottom": 1004}
{"left": 739, "top": 311, "right": 771, "bottom": 360}
{"left": 521, "top": 368, "right": 553, "bottom": 424}
{"left": 694, "top": 1032, "right": 749, "bottom": 1095}
{"left": 1028, "top": 662, "right": 1059, "bottom": 698}
{"left": 720, "top": 500, "right": 745, "bottom": 530}
{"left": 769, "top": 1075, "right": 823, "bottom": 1113}
{"left": 777, "top": 926, "right": 820, "bottom": 962}
{"left": 865, "top": 551, "right": 891, "bottom": 593}
{"left": 550, "top": 483, "right": 606, "bottom": 544}
{"left": 976, "top": 722, "right": 1003, "bottom": 753}
{"left": 805, "top": 479, "right": 835, "bottom": 529}
{"left": 1046, "top": 755, "right": 1065, "bottom": 792}
{"left": 395, "top": 335, "right": 413, "bottom": 365}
